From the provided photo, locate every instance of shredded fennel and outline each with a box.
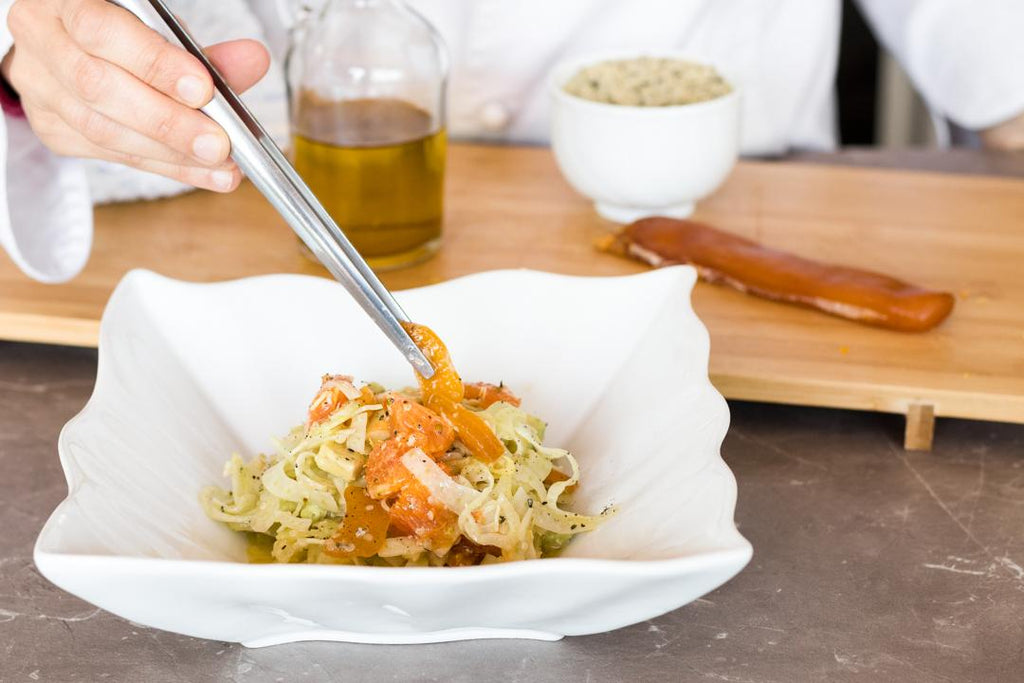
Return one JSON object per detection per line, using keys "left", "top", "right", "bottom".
{"left": 200, "top": 380, "right": 614, "bottom": 566}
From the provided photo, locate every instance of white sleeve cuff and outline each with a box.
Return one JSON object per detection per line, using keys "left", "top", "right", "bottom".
{"left": 0, "top": 0, "right": 93, "bottom": 283}
{"left": 0, "top": 114, "right": 93, "bottom": 283}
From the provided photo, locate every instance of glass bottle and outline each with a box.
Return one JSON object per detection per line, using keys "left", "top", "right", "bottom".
{"left": 287, "top": 0, "right": 448, "bottom": 270}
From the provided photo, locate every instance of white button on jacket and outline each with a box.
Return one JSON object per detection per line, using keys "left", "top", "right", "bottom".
{"left": 478, "top": 102, "right": 511, "bottom": 132}
{"left": 1, "top": 0, "right": 1022, "bottom": 283}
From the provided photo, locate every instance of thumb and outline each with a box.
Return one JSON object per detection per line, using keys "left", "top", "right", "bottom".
{"left": 204, "top": 39, "right": 271, "bottom": 94}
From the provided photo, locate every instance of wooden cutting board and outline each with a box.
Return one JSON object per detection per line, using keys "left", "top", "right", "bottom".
{"left": 2, "top": 144, "right": 1023, "bottom": 449}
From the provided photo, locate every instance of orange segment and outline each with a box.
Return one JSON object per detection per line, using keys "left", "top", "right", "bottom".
{"left": 388, "top": 479, "right": 460, "bottom": 550}
{"left": 364, "top": 439, "right": 409, "bottom": 500}
{"left": 464, "top": 382, "right": 521, "bottom": 408}
{"left": 358, "top": 385, "right": 378, "bottom": 406}
{"left": 308, "top": 386, "right": 344, "bottom": 424}
{"left": 403, "top": 323, "right": 464, "bottom": 403}
{"left": 403, "top": 323, "right": 507, "bottom": 463}
{"left": 308, "top": 374, "right": 361, "bottom": 424}
{"left": 388, "top": 393, "right": 455, "bottom": 455}
{"left": 429, "top": 395, "right": 505, "bottom": 463}
{"left": 324, "top": 485, "right": 390, "bottom": 559}
{"left": 544, "top": 468, "right": 578, "bottom": 494}
{"left": 364, "top": 395, "right": 455, "bottom": 499}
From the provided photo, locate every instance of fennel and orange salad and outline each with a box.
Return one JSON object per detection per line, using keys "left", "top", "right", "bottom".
{"left": 201, "top": 324, "right": 612, "bottom": 566}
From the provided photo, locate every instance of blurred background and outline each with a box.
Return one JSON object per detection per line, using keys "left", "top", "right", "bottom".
{"left": 838, "top": 0, "right": 938, "bottom": 148}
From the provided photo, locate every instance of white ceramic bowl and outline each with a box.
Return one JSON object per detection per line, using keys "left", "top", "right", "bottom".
{"left": 550, "top": 53, "right": 740, "bottom": 223}
{"left": 34, "top": 267, "right": 750, "bottom": 646}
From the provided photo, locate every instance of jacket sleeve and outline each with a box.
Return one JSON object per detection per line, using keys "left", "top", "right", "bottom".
{"left": 0, "top": 2, "right": 93, "bottom": 284}
{"left": 856, "top": 0, "right": 1024, "bottom": 130}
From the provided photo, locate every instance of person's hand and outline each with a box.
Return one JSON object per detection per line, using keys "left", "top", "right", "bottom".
{"left": 1, "top": 0, "right": 271, "bottom": 192}
{"left": 980, "top": 111, "right": 1024, "bottom": 152}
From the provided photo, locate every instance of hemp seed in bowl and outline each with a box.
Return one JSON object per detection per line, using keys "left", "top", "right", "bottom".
{"left": 563, "top": 57, "right": 732, "bottom": 107}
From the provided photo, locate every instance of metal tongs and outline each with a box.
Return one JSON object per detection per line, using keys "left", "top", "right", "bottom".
{"left": 116, "top": 0, "right": 434, "bottom": 378}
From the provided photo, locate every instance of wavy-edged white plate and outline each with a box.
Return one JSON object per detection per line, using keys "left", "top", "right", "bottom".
{"left": 34, "top": 267, "right": 751, "bottom": 646}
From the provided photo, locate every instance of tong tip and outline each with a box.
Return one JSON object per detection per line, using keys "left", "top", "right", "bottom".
{"left": 407, "top": 346, "right": 435, "bottom": 379}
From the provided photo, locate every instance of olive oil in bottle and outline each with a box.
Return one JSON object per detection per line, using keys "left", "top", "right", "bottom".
{"left": 292, "top": 96, "right": 445, "bottom": 270}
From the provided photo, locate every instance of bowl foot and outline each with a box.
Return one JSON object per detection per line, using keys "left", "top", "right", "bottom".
{"left": 594, "top": 200, "right": 696, "bottom": 224}
{"left": 241, "top": 627, "right": 565, "bottom": 647}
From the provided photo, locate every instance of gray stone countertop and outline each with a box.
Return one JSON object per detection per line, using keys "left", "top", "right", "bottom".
{"left": 3, "top": 150, "right": 1024, "bottom": 682}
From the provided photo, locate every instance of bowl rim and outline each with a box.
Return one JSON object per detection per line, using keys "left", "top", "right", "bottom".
{"left": 548, "top": 49, "right": 742, "bottom": 115}
{"left": 35, "top": 545, "right": 753, "bottom": 582}
{"left": 34, "top": 268, "right": 751, "bottom": 582}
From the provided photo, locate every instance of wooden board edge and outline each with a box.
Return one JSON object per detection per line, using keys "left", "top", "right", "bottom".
{"left": 741, "top": 157, "right": 1024, "bottom": 191}
{"left": 712, "top": 373, "right": 1024, "bottom": 426}
{"left": 0, "top": 313, "right": 99, "bottom": 348}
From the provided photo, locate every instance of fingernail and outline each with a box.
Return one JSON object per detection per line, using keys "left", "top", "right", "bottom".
{"left": 176, "top": 75, "right": 207, "bottom": 106}
{"left": 193, "top": 133, "right": 226, "bottom": 164}
{"left": 211, "top": 170, "right": 235, "bottom": 191}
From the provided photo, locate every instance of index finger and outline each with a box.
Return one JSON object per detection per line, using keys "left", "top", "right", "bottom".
{"left": 62, "top": 0, "right": 214, "bottom": 108}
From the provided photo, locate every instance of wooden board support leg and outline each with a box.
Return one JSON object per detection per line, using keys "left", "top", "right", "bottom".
{"left": 905, "top": 403, "right": 935, "bottom": 451}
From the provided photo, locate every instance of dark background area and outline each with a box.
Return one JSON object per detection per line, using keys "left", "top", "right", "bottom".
{"left": 837, "top": 0, "right": 879, "bottom": 145}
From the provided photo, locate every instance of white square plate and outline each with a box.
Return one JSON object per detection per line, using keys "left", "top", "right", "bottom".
{"left": 34, "top": 267, "right": 751, "bottom": 646}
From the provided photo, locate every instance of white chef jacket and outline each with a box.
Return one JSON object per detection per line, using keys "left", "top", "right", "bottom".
{"left": 1, "top": 0, "right": 1022, "bottom": 283}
